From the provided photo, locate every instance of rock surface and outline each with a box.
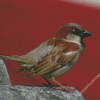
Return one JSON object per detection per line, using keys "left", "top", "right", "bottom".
{"left": 0, "top": 85, "right": 84, "bottom": 100}
{"left": 0, "top": 59, "right": 11, "bottom": 85}
{"left": 0, "top": 59, "right": 85, "bottom": 100}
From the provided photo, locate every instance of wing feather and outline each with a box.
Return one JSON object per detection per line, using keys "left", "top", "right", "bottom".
{"left": 25, "top": 38, "right": 79, "bottom": 78}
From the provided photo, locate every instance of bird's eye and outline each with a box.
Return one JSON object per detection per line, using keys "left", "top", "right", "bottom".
{"left": 72, "top": 29, "right": 75, "bottom": 32}
{"left": 72, "top": 28, "right": 80, "bottom": 33}
{"left": 71, "top": 28, "right": 81, "bottom": 35}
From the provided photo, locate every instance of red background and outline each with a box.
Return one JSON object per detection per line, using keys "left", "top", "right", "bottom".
{"left": 0, "top": 0, "right": 100, "bottom": 100}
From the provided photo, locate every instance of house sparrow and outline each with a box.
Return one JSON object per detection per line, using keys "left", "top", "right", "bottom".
{"left": 0, "top": 23, "right": 92, "bottom": 92}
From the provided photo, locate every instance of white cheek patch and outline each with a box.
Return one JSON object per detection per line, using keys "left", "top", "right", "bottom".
{"left": 65, "top": 33, "right": 81, "bottom": 45}
{"left": 64, "top": 51, "right": 77, "bottom": 55}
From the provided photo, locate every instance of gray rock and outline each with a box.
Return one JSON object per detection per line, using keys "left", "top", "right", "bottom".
{"left": 0, "top": 59, "right": 85, "bottom": 100}
{"left": 0, "top": 59, "right": 11, "bottom": 85}
{"left": 0, "top": 85, "right": 84, "bottom": 100}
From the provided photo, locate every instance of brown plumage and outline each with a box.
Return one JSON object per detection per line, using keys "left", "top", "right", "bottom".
{"left": 0, "top": 23, "right": 92, "bottom": 92}
{"left": 25, "top": 38, "right": 79, "bottom": 77}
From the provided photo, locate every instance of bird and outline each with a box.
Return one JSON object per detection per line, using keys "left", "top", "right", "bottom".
{"left": 0, "top": 23, "right": 92, "bottom": 92}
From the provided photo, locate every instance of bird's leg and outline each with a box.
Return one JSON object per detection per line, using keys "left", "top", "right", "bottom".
{"left": 42, "top": 77, "right": 54, "bottom": 86}
{"left": 51, "top": 78, "right": 76, "bottom": 92}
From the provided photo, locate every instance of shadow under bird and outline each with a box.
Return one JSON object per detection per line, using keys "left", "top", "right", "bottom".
{"left": 0, "top": 23, "right": 92, "bottom": 92}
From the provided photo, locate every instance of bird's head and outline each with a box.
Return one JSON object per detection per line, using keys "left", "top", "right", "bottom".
{"left": 56, "top": 23, "right": 92, "bottom": 43}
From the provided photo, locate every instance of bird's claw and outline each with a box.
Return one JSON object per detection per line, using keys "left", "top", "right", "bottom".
{"left": 62, "top": 84, "right": 67, "bottom": 86}
{"left": 42, "top": 83, "right": 48, "bottom": 86}
{"left": 41, "top": 83, "right": 54, "bottom": 86}
{"left": 54, "top": 87, "right": 76, "bottom": 92}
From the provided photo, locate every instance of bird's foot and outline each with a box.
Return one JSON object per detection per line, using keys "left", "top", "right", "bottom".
{"left": 42, "top": 83, "right": 54, "bottom": 86}
{"left": 42, "top": 83, "right": 67, "bottom": 87}
{"left": 55, "top": 87, "right": 76, "bottom": 92}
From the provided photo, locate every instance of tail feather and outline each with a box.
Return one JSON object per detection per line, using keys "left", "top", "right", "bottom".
{"left": 0, "top": 55, "right": 23, "bottom": 62}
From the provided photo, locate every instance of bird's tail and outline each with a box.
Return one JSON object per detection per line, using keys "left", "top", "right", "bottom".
{"left": 0, "top": 55, "right": 23, "bottom": 62}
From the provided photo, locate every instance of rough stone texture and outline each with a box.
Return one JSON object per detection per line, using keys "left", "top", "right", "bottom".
{"left": 0, "top": 59, "right": 11, "bottom": 85}
{"left": 0, "top": 85, "right": 84, "bottom": 100}
{"left": 0, "top": 59, "right": 85, "bottom": 100}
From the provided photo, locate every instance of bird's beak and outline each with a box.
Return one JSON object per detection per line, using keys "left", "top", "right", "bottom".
{"left": 81, "top": 30, "right": 92, "bottom": 37}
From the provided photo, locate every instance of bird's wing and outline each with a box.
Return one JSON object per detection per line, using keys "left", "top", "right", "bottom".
{"left": 25, "top": 38, "right": 79, "bottom": 78}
